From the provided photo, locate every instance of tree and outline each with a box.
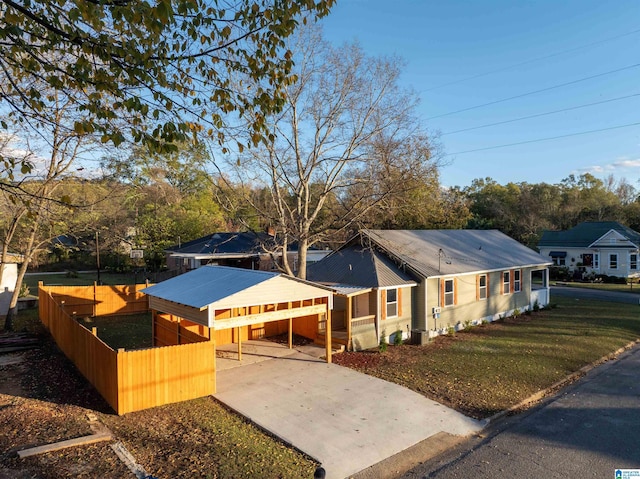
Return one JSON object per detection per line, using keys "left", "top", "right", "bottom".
{"left": 0, "top": 87, "right": 104, "bottom": 330}
{"left": 0, "top": 0, "right": 334, "bottom": 153}
{"left": 223, "top": 27, "right": 440, "bottom": 278}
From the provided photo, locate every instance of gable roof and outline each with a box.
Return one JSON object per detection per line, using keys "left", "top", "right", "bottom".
{"left": 307, "top": 245, "right": 416, "bottom": 288}
{"left": 166, "top": 232, "right": 275, "bottom": 256}
{"left": 142, "top": 265, "right": 331, "bottom": 310}
{"left": 361, "top": 229, "right": 551, "bottom": 278}
{"left": 538, "top": 221, "right": 640, "bottom": 248}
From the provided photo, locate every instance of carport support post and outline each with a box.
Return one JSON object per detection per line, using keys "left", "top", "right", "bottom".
{"left": 237, "top": 327, "right": 242, "bottom": 361}
{"left": 325, "top": 309, "right": 332, "bottom": 364}
{"left": 288, "top": 317, "right": 293, "bottom": 349}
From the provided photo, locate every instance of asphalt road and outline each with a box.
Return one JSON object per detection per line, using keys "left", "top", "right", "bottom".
{"left": 402, "top": 328, "right": 640, "bottom": 478}
{"left": 551, "top": 284, "right": 640, "bottom": 304}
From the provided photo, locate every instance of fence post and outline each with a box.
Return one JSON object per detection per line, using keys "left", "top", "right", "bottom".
{"left": 93, "top": 282, "right": 97, "bottom": 317}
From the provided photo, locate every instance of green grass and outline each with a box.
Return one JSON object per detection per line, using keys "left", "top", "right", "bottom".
{"left": 552, "top": 281, "right": 640, "bottom": 294}
{"left": 24, "top": 272, "right": 141, "bottom": 289}
{"left": 78, "top": 313, "right": 153, "bottom": 350}
{"left": 339, "top": 296, "right": 640, "bottom": 419}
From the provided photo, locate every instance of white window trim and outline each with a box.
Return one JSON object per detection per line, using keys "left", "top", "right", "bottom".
{"left": 444, "top": 279, "right": 455, "bottom": 307}
{"left": 594, "top": 253, "right": 600, "bottom": 270}
{"left": 630, "top": 253, "right": 638, "bottom": 271}
{"left": 386, "top": 288, "right": 398, "bottom": 318}
{"left": 609, "top": 253, "right": 618, "bottom": 270}
{"left": 478, "top": 274, "right": 487, "bottom": 301}
{"left": 502, "top": 271, "right": 510, "bottom": 295}
{"left": 514, "top": 269, "right": 521, "bottom": 293}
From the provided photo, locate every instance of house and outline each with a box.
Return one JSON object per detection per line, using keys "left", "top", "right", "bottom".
{"left": 166, "top": 231, "right": 331, "bottom": 274}
{"left": 141, "top": 265, "right": 335, "bottom": 366}
{"left": 1, "top": 252, "right": 23, "bottom": 318}
{"left": 308, "top": 230, "right": 551, "bottom": 350}
{"left": 165, "top": 232, "right": 280, "bottom": 273}
{"left": 538, "top": 221, "right": 640, "bottom": 279}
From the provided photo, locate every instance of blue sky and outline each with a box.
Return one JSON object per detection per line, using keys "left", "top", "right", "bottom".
{"left": 320, "top": 0, "right": 640, "bottom": 188}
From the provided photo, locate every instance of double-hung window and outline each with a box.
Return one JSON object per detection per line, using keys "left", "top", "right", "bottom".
{"left": 502, "top": 271, "right": 510, "bottom": 295}
{"left": 444, "top": 279, "right": 455, "bottom": 307}
{"left": 478, "top": 274, "right": 488, "bottom": 300}
{"left": 513, "top": 270, "right": 521, "bottom": 293}
{"left": 386, "top": 288, "right": 398, "bottom": 318}
{"left": 630, "top": 254, "right": 638, "bottom": 271}
{"left": 610, "top": 254, "right": 618, "bottom": 270}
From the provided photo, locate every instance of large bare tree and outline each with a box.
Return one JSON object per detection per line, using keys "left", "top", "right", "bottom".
{"left": 221, "top": 27, "right": 441, "bottom": 279}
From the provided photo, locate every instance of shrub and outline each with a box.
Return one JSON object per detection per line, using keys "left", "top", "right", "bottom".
{"left": 532, "top": 300, "right": 540, "bottom": 312}
{"left": 447, "top": 325, "right": 456, "bottom": 336}
{"left": 463, "top": 320, "right": 472, "bottom": 331}
{"left": 18, "top": 283, "right": 30, "bottom": 298}
{"left": 549, "top": 266, "right": 571, "bottom": 282}
{"left": 512, "top": 308, "right": 521, "bottom": 318}
{"left": 379, "top": 330, "right": 388, "bottom": 353}
{"left": 393, "top": 329, "right": 403, "bottom": 346}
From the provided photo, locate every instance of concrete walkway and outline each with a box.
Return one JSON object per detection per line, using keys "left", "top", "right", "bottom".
{"left": 214, "top": 341, "right": 483, "bottom": 479}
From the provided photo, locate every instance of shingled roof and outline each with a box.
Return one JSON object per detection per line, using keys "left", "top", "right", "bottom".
{"left": 307, "top": 245, "right": 415, "bottom": 288}
{"left": 361, "top": 229, "right": 550, "bottom": 278}
{"left": 538, "top": 221, "right": 640, "bottom": 248}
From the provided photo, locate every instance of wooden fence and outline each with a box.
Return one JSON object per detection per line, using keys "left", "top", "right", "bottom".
{"left": 40, "top": 282, "right": 149, "bottom": 318}
{"left": 39, "top": 285, "right": 216, "bottom": 415}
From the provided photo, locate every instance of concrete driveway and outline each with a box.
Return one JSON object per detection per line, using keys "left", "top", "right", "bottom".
{"left": 214, "top": 341, "right": 483, "bottom": 479}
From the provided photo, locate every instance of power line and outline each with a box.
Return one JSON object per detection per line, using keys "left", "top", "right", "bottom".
{"left": 421, "top": 28, "right": 640, "bottom": 93}
{"left": 442, "top": 93, "right": 640, "bottom": 135}
{"left": 426, "top": 63, "right": 640, "bottom": 120}
{"left": 444, "top": 121, "right": 640, "bottom": 156}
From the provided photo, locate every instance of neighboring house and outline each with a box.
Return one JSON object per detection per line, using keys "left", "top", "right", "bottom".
{"left": 0, "top": 253, "right": 23, "bottom": 318}
{"left": 538, "top": 221, "right": 640, "bottom": 279}
{"left": 166, "top": 231, "right": 331, "bottom": 274}
{"left": 165, "top": 232, "right": 280, "bottom": 273}
{"left": 309, "top": 229, "right": 551, "bottom": 350}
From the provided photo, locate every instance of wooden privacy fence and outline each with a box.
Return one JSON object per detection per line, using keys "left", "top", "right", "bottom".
{"left": 39, "top": 282, "right": 149, "bottom": 318}
{"left": 39, "top": 284, "right": 216, "bottom": 415}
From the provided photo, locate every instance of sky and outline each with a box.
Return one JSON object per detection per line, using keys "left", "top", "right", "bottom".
{"left": 319, "top": 0, "right": 640, "bottom": 188}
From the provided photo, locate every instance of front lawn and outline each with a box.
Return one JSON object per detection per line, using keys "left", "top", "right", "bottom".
{"left": 334, "top": 296, "right": 640, "bottom": 419}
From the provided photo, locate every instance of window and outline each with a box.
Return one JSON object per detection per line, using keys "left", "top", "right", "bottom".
{"left": 478, "top": 274, "right": 488, "bottom": 300}
{"left": 386, "top": 288, "right": 398, "bottom": 318}
{"left": 594, "top": 253, "right": 599, "bottom": 270}
{"left": 444, "top": 279, "right": 455, "bottom": 307}
{"left": 514, "top": 270, "right": 521, "bottom": 293}
{"left": 631, "top": 254, "right": 638, "bottom": 271}
{"left": 502, "top": 271, "right": 510, "bottom": 295}
{"left": 552, "top": 256, "right": 565, "bottom": 266}
{"left": 610, "top": 254, "right": 618, "bottom": 269}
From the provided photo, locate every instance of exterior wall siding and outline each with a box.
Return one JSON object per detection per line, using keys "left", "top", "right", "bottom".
{"left": 423, "top": 269, "right": 537, "bottom": 334}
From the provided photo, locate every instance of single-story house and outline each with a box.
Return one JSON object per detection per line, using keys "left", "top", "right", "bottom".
{"left": 141, "top": 265, "right": 335, "bottom": 377}
{"left": 0, "top": 252, "right": 23, "bottom": 318}
{"left": 308, "top": 229, "right": 551, "bottom": 350}
{"left": 538, "top": 221, "right": 640, "bottom": 279}
{"left": 165, "top": 232, "right": 330, "bottom": 274}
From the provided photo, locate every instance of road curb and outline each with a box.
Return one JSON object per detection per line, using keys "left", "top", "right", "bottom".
{"left": 483, "top": 338, "right": 640, "bottom": 426}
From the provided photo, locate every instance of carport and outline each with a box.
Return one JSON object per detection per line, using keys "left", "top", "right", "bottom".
{"left": 142, "top": 265, "right": 334, "bottom": 392}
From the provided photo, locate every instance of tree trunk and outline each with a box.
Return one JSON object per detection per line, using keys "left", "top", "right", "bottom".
{"left": 297, "top": 236, "right": 309, "bottom": 280}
